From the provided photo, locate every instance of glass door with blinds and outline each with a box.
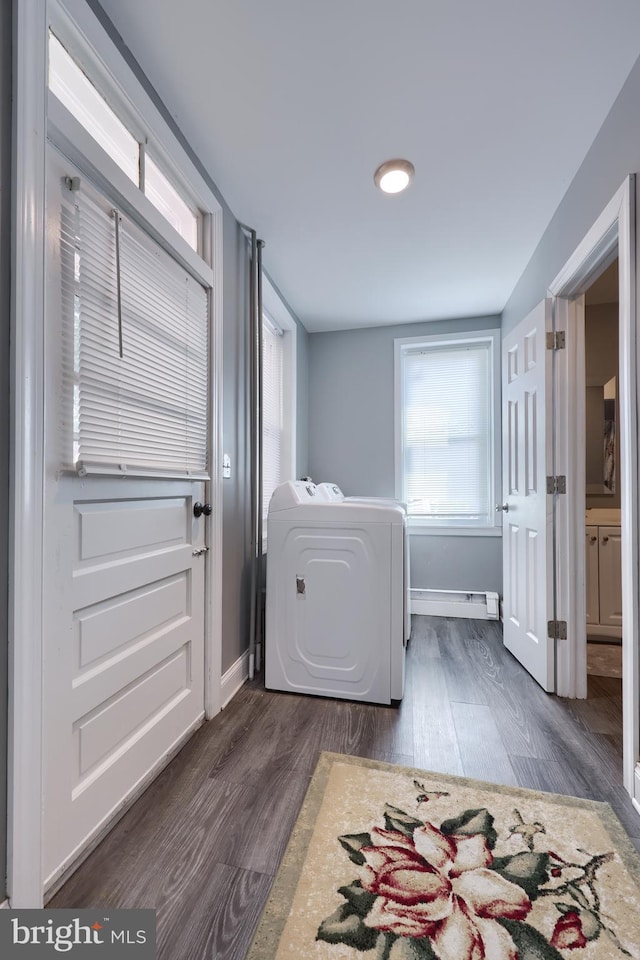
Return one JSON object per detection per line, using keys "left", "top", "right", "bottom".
{"left": 42, "top": 145, "right": 210, "bottom": 888}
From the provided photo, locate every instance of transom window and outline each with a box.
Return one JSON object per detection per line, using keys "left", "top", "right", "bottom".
{"left": 395, "top": 330, "right": 500, "bottom": 530}
{"left": 48, "top": 31, "right": 200, "bottom": 251}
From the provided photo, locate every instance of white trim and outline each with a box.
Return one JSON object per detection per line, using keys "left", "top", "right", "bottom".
{"left": 9, "top": 0, "right": 225, "bottom": 904}
{"left": 47, "top": 94, "right": 214, "bottom": 288}
{"left": 261, "top": 275, "right": 297, "bottom": 541}
{"left": 8, "top": 0, "right": 48, "bottom": 909}
{"left": 410, "top": 589, "right": 500, "bottom": 620}
{"left": 409, "top": 524, "right": 502, "bottom": 537}
{"left": 548, "top": 176, "right": 638, "bottom": 797}
{"left": 52, "top": 1, "right": 219, "bottom": 216}
{"left": 221, "top": 651, "right": 250, "bottom": 709}
{"left": 206, "top": 206, "right": 224, "bottom": 721}
{"left": 0, "top": 900, "right": 8, "bottom": 910}
{"left": 394, "top": 328, "right": 502, "bottom": 532}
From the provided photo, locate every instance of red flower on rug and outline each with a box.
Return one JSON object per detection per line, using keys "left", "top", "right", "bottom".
{"left": 550, "top": 911, "right": 588, "bottom": 950}
{"left": 358, "top": 823, "right": 531, "bottom": 959}
{"left": 317, "top": 787, "right": 629, "bottom": 960}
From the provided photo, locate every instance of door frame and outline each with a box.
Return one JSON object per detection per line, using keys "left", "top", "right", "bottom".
{"left": 548, "top": 177, "right": 639, "bottom": 799}
{"left": 9, "top": 0, "right": 224, "bottom": 905}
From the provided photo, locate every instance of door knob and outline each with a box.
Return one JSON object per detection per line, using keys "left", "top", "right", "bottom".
{"left": 590, "top": 536, "right": 597, "bottom": 543}
{"left": 193, "top": 502, "right": 212, "bottom": 518}
{"left": 496, "top": 503, "right": 510, "bottom": 513}
{"left": 601, "top": 536, "right": 609, "bottom": 544}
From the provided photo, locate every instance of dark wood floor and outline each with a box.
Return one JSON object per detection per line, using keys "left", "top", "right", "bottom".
{"left": 50, "top": 616, "right": 638, "bottom": 959}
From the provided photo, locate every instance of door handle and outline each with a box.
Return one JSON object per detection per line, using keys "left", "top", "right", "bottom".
{"left": 193, "top": 502, "right": 212, "bottom": 518}
{"left": 192, "top": 546, "right": 209, "bottom": 557}
{"left": 601, "top": 536, "right": 609, "bottom": 544}
{"left": 589, "top": 536, "right": 597, "bottom": 543}
{"left": 495, "top": 503, "right": 510, "bottom": 513}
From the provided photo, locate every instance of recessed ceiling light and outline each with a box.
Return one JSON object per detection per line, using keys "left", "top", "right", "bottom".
{"left": 374, "top": 158, "right": 415, "bottom": 194}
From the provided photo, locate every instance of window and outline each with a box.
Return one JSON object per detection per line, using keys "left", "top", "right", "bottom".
{"left": 261, "top": 278, "right": 297, "bottom": 537}
{"left": 145, "top": 154, "right": 199, "bottom": 251}
{"left": 48, "top": 31, "right": 200, "bottom": 250}
{"left": 262, "top": 314, "right": 285, "bottom": 519}
{"left": 395, "top": 330, "right": 500, "bottom": 531}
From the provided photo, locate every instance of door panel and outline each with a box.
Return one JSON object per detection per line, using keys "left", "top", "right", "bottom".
{"left": 598, "top": 526, "right": 623, "bottom": 627}
{"left": 502, "top": 301, "right": 554, "bottom": 691}
{"left": 44, "top": 478, "right": 206, "bottom": 886}
{"left": 585, "top": 527, "right": 599, "bottom": 624}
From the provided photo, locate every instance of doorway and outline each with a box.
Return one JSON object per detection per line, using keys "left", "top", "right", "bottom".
{"left": 549, "top": 176, "right": 639, "bottom": 805}
{"left": 583, "top": 260, "right": 623, "bottom": 753}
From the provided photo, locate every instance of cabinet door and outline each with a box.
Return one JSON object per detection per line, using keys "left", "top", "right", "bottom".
{"left": 598, "top": 526, "right": 622, "bottom": 628}
{"left": 585, "top": 526, "right": 599, "bottom": 624}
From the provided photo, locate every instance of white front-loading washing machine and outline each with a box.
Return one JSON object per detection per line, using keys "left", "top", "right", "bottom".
{"left": 265, "top": 480, "right": 405, "bottom": 704}
{"left": 316, "top": 482, "right": 411, "bottom": 644}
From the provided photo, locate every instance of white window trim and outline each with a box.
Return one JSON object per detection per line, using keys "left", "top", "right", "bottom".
{"left": 48, "top": 3, "right": 205, "bottom": 249}
{"left": 262, "top": 275, "right": 297, "bottom": 549}
{"left": 10, "top": 0, "right": 224, "bottom": 906}
{"left": 394, "top": 328, "right": 502, "bottom": 537}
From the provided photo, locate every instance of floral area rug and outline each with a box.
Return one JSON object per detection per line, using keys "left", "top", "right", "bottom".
{"left": 246, "top": 752, "right": 640, "bottom": 960}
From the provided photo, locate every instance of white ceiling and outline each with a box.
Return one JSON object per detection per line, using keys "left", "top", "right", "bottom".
{"left": 99, "top": 0, "right": 640, "bottom": 332}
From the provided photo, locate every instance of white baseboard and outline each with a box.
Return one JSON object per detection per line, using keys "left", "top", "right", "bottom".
{"left": 221, "top": 650, "right": 250, "bottom": 708}
{"left": 411, "top": 588, "right": 500, "bottom": 621}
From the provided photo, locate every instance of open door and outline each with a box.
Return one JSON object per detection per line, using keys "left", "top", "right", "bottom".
{"left": 502, "top": 299, "right": 555, "bottom": 691}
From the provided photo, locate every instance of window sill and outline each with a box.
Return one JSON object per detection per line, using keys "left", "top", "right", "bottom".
{"left": 408, "top": 524, "right": 502, "bottom": 538}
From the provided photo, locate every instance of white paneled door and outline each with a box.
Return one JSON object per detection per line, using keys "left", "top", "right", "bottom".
{"left": 42, "top": 478, "right": 207, "bottom": 886}
{"left": 43, "top": 147, "right": 208, "bottom": 889}
{"left": 502, "top": 300, "right": 555, "bottom": 691}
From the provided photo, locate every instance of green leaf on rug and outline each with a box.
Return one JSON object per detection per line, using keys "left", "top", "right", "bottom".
{"left": 491, "top": 852, "right": 550, "bottom": 899}
{"left": 387, "top": 935, "right": 438, "bottom": 959}
{"left": 316, "top": 903, "right": 379, "bottom": 950}
{"left": 337, "top": 881, "right": 377, "bottom": 917}
{"left": 498, "top": 919, "right": 565, "bottom": 960}
{"left": 370, "top": 932, "right": 436, "bottom": 960}
{"left": 439, "top": 808, "right": 498, "bottom": 848}
{"left": 383, "top": 804, "right": 424, "bottom": 836}
{"left": 338, "top": 832, "right": 373, "bottom": 865}
{"left": 371, "top": 932, "right": 394, "bottom": 960}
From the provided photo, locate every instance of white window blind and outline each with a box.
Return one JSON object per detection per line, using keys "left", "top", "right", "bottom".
{"left": 59, "top": 180, "right": 209, "bottom": 476}
{"left": 399, "top": 338, "right": 493, "bottom": 524}
{"left": 262, "top": 314, "right": 284, "bottom": 518}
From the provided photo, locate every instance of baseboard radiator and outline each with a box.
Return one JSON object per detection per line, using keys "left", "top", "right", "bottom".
{"left": 410, "top": 588, "right": 500, "bottom": 621}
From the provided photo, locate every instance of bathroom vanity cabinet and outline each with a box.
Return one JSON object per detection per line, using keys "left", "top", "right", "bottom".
{"left": 585, "top": 514, "right": 622, "bottom": 638}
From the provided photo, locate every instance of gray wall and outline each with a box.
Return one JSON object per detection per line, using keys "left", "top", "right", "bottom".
{"left": 308, "top": 317, "right": 502, "bottom": 594}
{"left": 0, "top": 0, "right": 10, "bottom": 900}
{"left": 502, "top": 53, "right": 640, "bottom": 334}
{"left": 221, "top": 213, "right": 252, "bottom": 672}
